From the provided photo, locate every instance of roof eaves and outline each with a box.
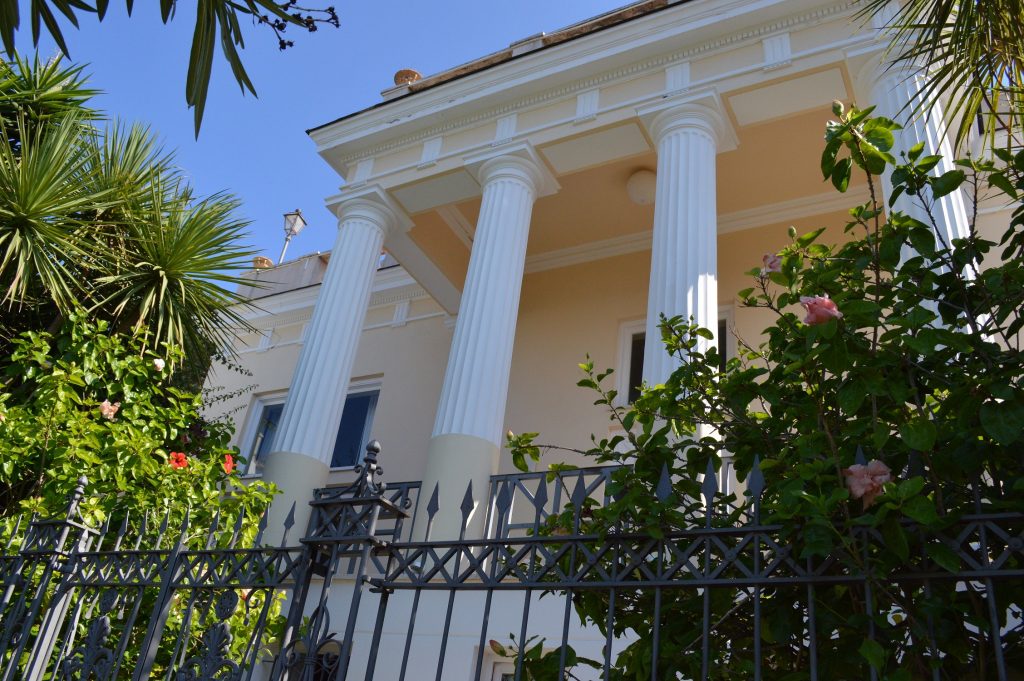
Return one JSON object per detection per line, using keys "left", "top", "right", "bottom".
{"left": 306, "top": 0, "right": 678, "bottom": 135}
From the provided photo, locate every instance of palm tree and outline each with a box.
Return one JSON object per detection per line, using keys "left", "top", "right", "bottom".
{"left": 0, "top": 54, "right": 256, "bottom": 377}
{"left": 860, "top": 0, "right": 1024, "bottom": 150}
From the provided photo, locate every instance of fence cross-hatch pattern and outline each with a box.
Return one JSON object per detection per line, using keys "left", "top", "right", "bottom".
{"left": 0, "top": 442, "right": 1020, "bottom": 680}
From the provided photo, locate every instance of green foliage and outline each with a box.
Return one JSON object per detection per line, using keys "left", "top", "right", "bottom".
{"left": 0, "top": 55, "right": 258, "bottom": 381}
{"left": 0, "top": 314, "right": 278, "bottom": 676}
{"left": 489, "top": 634, "right": 600, "bottom": 680}
{"left": 0, "top": 313, "right": 275, "bottom": 522}
{"left": 510, "top": 107, "right": 1024, "bottom": 678}
{"left": 0, "top": 1, "right": 339, "bottom": 134}
{"left": 858, "top": 0, "right": 1024, "bottom": 150}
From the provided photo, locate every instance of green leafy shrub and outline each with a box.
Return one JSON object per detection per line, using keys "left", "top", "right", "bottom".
{"left": 510, "top": 107, "right": 1024, "bottom": 679}
{"left": 0, "top": 313, "right": 275, "bottom": 523}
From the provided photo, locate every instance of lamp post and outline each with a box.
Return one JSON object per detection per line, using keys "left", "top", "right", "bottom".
{"left": 278, "top": 209, "right": 308, "bottom": 264}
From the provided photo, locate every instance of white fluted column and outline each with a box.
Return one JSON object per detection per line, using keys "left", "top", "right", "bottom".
{"left": 262, "top": 196, "right": 399, "bottom": 539}
{"left": 864, "top": 63, "right": 969, "bottom": 247}
{"left": 642, "top": 103, "right": 723, "bottom": 386}
{"left": 419, "top": 154, "right": 547, "bottom": 539}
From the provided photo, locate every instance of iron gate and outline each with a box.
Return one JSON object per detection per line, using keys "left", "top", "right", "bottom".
{"left": 1, "top": 443, "right": 1021, "bottom": 680}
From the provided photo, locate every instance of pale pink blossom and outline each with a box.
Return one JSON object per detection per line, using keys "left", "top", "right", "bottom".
{"left": 843, "top": 459, "right": 892, "bottom": 507}
{"left": 152, "top": 358, "right": 165, "bottom": 372}
{"left": 99, "top": 400, "right": 120, "bottom": 421}
{"left": 761, "top": 253, "right": 782, "bottom": 274}
{"left": 800, "top": 295, "right": 843, "bottom": 326}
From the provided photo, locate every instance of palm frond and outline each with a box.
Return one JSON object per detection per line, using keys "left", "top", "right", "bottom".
{"left": 0, "top": 113, "right": 110, "bottom": 309}
{"left": 859, "top": 0, "right": 1024, "bottom": 150}
{"left": 92, "top": 178, "right": 256, "bottom": 361}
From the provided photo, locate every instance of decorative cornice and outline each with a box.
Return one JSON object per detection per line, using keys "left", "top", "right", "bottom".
{"left": 324, "top": 184, "right": 414, "bottom": 233}
{"left": 525, "top": 232, "right": 651, "bottom": 274}
{"left": 719, "top": 186, "right": 870, "bottom": 233}
{"left": 321, "top": 0, "right": 861, "bottom": 166}
{"left": 524, "top": 187, "right": 871, "bottom": 273}
{"left": 463, "top": 142, "right": 561, "bottom": 198}
{"left": 636, "top": 89, "right": 739, "bottom": 152}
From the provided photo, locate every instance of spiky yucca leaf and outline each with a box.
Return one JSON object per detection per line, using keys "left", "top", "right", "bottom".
{"left": 0, "top": 53, "right": 97, "bottom": 131}
{"left": 92, "top": 178, "right": 256, "bottom": 363}
{"left": 0, "top": 114, "right": 111, "bottom": 309}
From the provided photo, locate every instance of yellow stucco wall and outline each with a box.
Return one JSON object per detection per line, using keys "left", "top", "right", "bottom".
{"left": 207, "top": 200, "right": 1015, "bottom": 488}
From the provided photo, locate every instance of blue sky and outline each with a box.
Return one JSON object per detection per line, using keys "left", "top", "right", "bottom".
{"left": 16, "top": 0, "right": 625, "bottom": 261}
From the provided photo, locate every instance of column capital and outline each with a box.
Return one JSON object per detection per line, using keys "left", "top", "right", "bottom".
{"left": 326, "top": 184, "right": 413, "bottom": 237}
{"left": 464, "top": 142, "right": 560, "bottom": 198}
{"left": 851, "top": 55, "right": 925, "bottom": 103}
{"left": 638, "top": 90, "right": 737, "bottom": 151}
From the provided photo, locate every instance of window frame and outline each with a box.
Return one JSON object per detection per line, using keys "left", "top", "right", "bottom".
{"left": 328, "top": 380, "right": 381, "bottom": 471}
{"left": 239, "top": 391, "right": 288, "bottom": 477}
{"left": 616, "top": 306, "right": 735, "bottom": 406}
{"left": 239, "top": 380, "right": 382, "bottom": 476}
{"left": 615, "top": 318, "right": 647, "bottom": 407}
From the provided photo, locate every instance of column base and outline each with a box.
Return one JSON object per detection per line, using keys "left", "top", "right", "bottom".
{"left": 416, "top": 433, "right": 499, "bottom": 540}
{"left": 261, "top": 450, "right": 329, "bottom": 545}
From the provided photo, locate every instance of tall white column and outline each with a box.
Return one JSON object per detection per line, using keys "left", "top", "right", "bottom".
{"left": 419, "top": 153, "right": 549, "bottom": 539}
{"left": 642, "top": 103, "right": 724, "bottom": 386}
{"left": 262, "top": 195, "right": 399, "bottom": 539}
{"left": 865, "top": 63, "right": 969, "bottom": 247}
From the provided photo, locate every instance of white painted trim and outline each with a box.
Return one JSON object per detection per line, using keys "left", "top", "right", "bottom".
{"left": 240, "top": 381, "right": 384, "bottom": 476}
{"left": 574, "top": 89, "right": 600, "bottom": 124}
{"left": 328, "top": 380, "right": 382, "bottom": 471}
{"left": 239, "top": 391, "right": 288, "bottom": 475}
{"left": 418, "top": 136, "right": 443, "bottom": 168}
{"left": 391, "top": 299, "right": 411, "bottom": 327}
{"left": 615, "top": 318, "right": 648, "bottom": 407}
{"left": 435, "top": 205, "right": 474, "bottom": 249}
{"left": 311, "top": 0, "right": 865, "bottom": 162}
{"left": 328, "top": 35, "right": 871, "bottom": 188}
{"left": 525, "top": 232, "right": 650, "bottom": 274}
{"left": 383, "top": 229, "right": 462, "bottom": 314}
{"left": 613, "top": 307, "right": 734, "bottom": 408}
{"left": 762, "top": 32, "right": 792, "bottom": 70}
{"left": 666, "top": 60, "right": 691, "bottom": 91}
{"left": 524, "top": 188, "right": 870, "bottom": 274}
{"left": 718, "top": 303, "right": 737, "bottom": 364}
{"left": 719, "top": 187, "right": 870, "bottom": 233}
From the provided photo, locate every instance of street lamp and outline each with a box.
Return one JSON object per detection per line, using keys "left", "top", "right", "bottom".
{"left": 278, "top": 209, "right": 308, "bottom": 264}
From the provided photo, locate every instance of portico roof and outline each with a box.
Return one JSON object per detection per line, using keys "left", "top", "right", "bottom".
{"left": 307, "top": 0, "right": 676, "bottom": 134}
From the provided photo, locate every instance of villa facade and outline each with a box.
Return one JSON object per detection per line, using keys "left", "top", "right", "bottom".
{"left": 202, "top": 0, "right": 1007, "bottom": 676}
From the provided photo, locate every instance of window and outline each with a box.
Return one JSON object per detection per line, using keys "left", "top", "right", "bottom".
{"left": 243, "top": 388, "right": 380, "bottom": 475}
{"left": 329, "top": 390, "right": 379, "bottom": 468}
{"left": 244, "top": 395, "right": 286, "bottom": 475}
{"left": 620, "top": 312, "right": 733, "bottom": 404}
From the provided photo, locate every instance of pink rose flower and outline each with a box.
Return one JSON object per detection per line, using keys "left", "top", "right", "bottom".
{"left": 800, "top": 295, "right": 843, "bottom": 325}
{"left": 152, "top": 358, "right": 165, "bottom": 372}
{"left": 843, "top": 459, "right": 892, "bottom": 507}
{"left": 761, "top": 253, "right": 782, "bottom": 274}
{"left": 99, "top": 400, "right": 120, "bottom": 421}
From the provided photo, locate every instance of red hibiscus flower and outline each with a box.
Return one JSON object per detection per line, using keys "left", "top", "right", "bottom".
{"left": 222, "top": 453, "right": 235, "bottom": 475}
{"left": 169, "top": 451, "right": 188, "bottom": 469}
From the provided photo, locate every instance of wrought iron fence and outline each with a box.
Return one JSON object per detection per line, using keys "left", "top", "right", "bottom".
{"left": 1, "top": 443, "right": 1021, "bottom": 680}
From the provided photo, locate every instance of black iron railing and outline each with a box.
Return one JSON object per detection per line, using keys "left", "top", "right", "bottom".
{"left": 0, "top": 444, "right": 1021, "bottom": 681}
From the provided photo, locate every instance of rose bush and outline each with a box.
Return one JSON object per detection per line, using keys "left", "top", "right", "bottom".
{"left": 510, "top": 106, "right": 1024, "bottom": 678}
